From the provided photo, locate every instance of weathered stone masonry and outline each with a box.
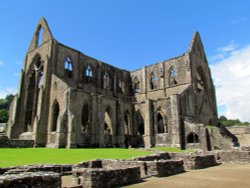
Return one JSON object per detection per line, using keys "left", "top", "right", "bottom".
{"left": 7, "top": 17, "right": 219, "bottom": 149}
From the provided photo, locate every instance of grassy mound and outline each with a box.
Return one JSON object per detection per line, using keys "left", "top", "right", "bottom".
{"left": 0, "top": 148, "right": 152, "bottom": 167}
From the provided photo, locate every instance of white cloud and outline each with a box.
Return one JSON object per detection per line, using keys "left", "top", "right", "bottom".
{"left": 211, "top": 45, "right": 250, "bottom": 122}
{"left": 217, "top": 40, "right": 236, "bottom": 52}
{"left": 0, "top": 60, "right": 4, "bottom": 66}
{"left": 0, "top": 87, "right": 17, "bottom": 99}
{"left": 230, "top": 17, "right": 247, "bottom": 25}
{"left": 209, "top": 41, "right": 237, "bottom": 62}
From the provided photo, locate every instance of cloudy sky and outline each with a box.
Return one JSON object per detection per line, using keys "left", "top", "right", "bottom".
{"left": 0, "top": 0, "right": 250, "bottom": 122}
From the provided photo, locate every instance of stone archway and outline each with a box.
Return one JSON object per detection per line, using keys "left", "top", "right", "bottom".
{"left": 187, "top": 132, "right": 199, "bottom": 143}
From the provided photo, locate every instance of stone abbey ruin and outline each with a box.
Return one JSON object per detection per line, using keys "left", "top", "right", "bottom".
{"left": 6, "top": 18, "right": 236, "bottom": 150}
{"left": 2, "top": 18, "right": 250, "bottom": 188}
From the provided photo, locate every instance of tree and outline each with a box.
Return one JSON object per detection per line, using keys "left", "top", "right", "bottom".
{"left": 0, "top": 94, "right": 14, "bottom": 123}
{"left": 0, "top": 109, "right": 8, "bottom": 123}
{"left": 219, "top": 116, "right": 227, "bottom": 121}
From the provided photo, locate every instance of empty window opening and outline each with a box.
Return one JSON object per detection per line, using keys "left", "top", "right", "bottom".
{"left": 124, "top": 111, "right": 130, "bottom": 135}
{"left": 150, "top": 72, "right": 158, "bottom": 90}
{"left": 64, "top": 57, "right": 73, "bottom": 78}
{"left": 103, "top": 72, "right": 110, "bottom": 90}
{"left": 157, "top": 113, "right": 164, "bottom": 133}
{"left": 136, "top": 110, "right": 145, "bottom": 135}
{"left": 196, "top": 70, "right": 206, "bottom": 92}
{"left": 24, "top": 71, "right": 36, "bottom": 132}
{"left": 187, "top": 132, "right": 199, "bottom": 143}
{"left": 24, "top": 56, "right": 43, "bottom": 132}
{"left": 104, "top": 107, "right": 112, "bottom": 135}
{"left": 134, "top": 76, "right": 140, "bottom": 93}
{"left": 85, "top": 65, "right": 93, "bottom": 83}
{"left": 51, "top": 101, "right": 59, "bottom": 132}
{"left": 169, "top": 66, "right": 178, "bottom": 85}
{"left": 81, "top": 103, "right": 90, "bottom": 132}
{"left": 118, "top": 80, "right": 124, "bottom": 94}
{"left": 138, "top": 123, "right": 145, "bottom": 135}
{"left": 37, "top": 26, "right": 43, "bottom": 47}
{"left": 38, "top": 66, "right": 44, "bottom": 88}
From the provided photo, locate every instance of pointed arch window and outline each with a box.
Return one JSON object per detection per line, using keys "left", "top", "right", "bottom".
{"left": 157, "top": 113, "right": 164, "bottom": 133}
{"left": 85, "top": 65, "right": 93, "bottom": 83}
{"left": 37, "top": 26, "right": 43, "bottom": 47}
{"left": 169, "top": 66, "right": 177, "bottom": 85}
{"left": 103, "top": 72, "right": 110, "bottom": 90}
{"left": 150, "top": 72, "right": 158, "bottom": 90}
{"left": 85, "top": 65, "right": 93, "bottom": 77}
{"left": 51, "top": 100, "right": 60, "bottom": 132}
{"left": 82, "top": 103, "right": 90, "bottom": 132}
{"left": 64, "top": 57, "right": 73, "bottom": 78}
{"left": 134, "top": 76, "right": 140, "bottom": 93}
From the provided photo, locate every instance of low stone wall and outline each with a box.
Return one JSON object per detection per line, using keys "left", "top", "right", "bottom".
{"left": 0, "top": 172, "right": 61, "bottom": 188}
{"left": 185, "top": 155, "right": 218, "bottom": 169}
{"left": 215, "top": 150, "right": 250, "bottom": 163}
{"left": 1, "top": 164, "right": 72, "bottom": 175}
{"left": 169, "top": 153, "right": 218, "bottom": 169}
{"left": 72, "top": 167, "right": 141, "bottom": 188}
{"left": 102, "top": 159, "right": 184, "bottom": 178}
{"left": 10, "top": 139, "right": 34, "bottom": 148}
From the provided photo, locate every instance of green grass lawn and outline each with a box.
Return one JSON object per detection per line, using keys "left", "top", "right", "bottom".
{"left": 0, "top": 148, "right": 152, "bottom": 168}
{"left": 153, "top": 146, "right": 193, "bottom": 153}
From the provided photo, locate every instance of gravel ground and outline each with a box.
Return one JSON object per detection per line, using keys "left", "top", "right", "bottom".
{"left": 126, "top": 163, "right": 250, "bottom": 188}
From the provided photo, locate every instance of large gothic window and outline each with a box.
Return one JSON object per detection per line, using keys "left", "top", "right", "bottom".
{"left": 64, "top": 57, "right": 73, "bottom": 78}
{"left": 24, "top": 55, "right": 43, "bottom": 132}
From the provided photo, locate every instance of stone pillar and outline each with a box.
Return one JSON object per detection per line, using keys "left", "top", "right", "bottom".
{"left": 144, "top": 99, "right": 154, "bottom": 147}
{"left": 116, "top": 101, "right": 125, "bottom": 147}
{"left": 91, "top": 94, "right": 97, "bottom": 146}
{"left": 67, "top": 114, "right": 76, "bottom": 148}
{"left": 97, "top": 95, "right": 104, "bottom": 147}
{"left": 111, "top": 102, "right": 117, "bottom": 147}
{"left": 170, "top": 95, "right": 181, "bottom": 147}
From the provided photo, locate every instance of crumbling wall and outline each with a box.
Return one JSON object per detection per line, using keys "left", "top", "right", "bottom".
{"left": 0, "top": 172, "right": 61, "bottom": 188}
{"left": 215, "top": 150, "right": 250, "bottom": 163}
{"left": 72, "top": 166, "right": 141, "bottom": 188}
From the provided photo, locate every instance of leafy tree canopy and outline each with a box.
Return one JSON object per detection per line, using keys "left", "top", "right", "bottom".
{"left": 219, "top": 116, "right": 250, "bottom": 127}
{"left": 0, "top": 94, "right": 14, "bottom": 123}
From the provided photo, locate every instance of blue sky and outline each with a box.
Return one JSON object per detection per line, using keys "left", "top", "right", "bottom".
{"left": 0, "top": 0, "right": 250, "bottom": 121}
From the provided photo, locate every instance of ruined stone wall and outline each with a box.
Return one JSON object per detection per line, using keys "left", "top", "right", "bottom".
{"left": 227, "top": 126, "right": 250, "bottom": 147}
{"left": 73, "top": 166, "right": 141, "bottom": 188}
{"left": 0, "top": 172, "right": 61, "bottom": 188}
{"left": 215, "top": 150, "right": 250, "bottom": 163}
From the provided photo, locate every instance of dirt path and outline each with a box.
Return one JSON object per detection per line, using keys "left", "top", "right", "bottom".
{"left": 127, "top": 163, "right": 250, "bottom": 188}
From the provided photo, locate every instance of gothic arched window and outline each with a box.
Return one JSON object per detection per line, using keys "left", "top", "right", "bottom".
{"left": 64, "top": 57, "right": 73, "bottom": 78}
